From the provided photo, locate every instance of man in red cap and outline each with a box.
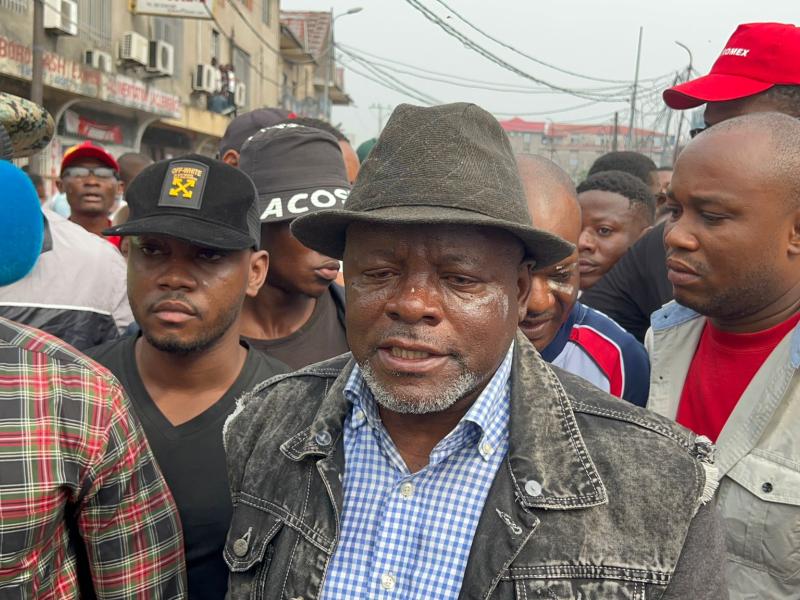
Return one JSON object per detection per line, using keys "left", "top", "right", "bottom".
{"left": 56, "top": 141, "right": 122, "bottom": 248}
{"left": 581, "top": 22, "right": 800, "bottom": 343}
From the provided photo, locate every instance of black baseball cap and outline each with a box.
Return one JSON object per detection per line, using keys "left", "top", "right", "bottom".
{"left": 239, "top": 123, "right": 351, "bottom": 223}
{"left": 105, "top": 154, "right": 261, "bottom": 250}
{"left": 219, "top": 107, "right": 294, "bottom": 155}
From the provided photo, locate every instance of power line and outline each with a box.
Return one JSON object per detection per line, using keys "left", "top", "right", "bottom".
{"left": 403, "top": 0, "right": 641, "bottom": 102}
{"left": 340, "top": 57, "right": 436, "bottom": 105}
{"left": 429, "top": 0, "right": 642, "bottom": 85}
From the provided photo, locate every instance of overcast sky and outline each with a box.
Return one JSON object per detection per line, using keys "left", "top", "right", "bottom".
{"left": 281, "top": 0, "right": 798, "bottom": 147}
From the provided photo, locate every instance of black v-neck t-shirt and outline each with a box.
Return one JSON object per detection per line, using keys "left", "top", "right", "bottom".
{"left": 87, "top": 336, "right": 288, "bottom": 600}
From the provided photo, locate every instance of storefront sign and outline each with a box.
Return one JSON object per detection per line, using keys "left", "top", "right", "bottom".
{"left": 0, "top": 34, "right": 182, "bottom": 119}
{"left": 64, "top": 110, "right": 124, "bottom": 144}
{"left": 130, "top": 0, "right": 214, "bottom": 18}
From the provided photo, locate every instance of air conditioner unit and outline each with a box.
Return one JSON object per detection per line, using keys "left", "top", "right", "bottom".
{"left": 43, "top": 0, "right": 78, "bottom": 36}
{"left": 84, "top": 49, "right": 113, "bottom": 73}
{"left": 119, "top": 31, "right": 149, "bottom": 66}
{"left": 234, "top": 82, "right": 247, "bottom": 108}
{"left": 147, "top": 40, "right": 174, "bottom": 76}
{"left": 193, "top": 64, "right": 217, "bottom": 94}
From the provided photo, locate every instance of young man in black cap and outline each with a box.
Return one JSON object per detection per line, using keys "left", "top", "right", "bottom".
{"left": 87, "top": 155, "right": 287, "bottom": 600}
{"left": 237, "top": 123, "right": 351, "bottom": 369}
{"left": 223, "top": 103, "right": 725, "bottom": 599}
{"left": 218, "top": 107, "right": 292, "bottom": 167}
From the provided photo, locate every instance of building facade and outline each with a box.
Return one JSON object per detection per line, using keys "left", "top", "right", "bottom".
{"left": 500, "top": 117, "right": 668, "bottom": 183}
{"left": 0, "top": 0, "right": 283, "bottom": 194}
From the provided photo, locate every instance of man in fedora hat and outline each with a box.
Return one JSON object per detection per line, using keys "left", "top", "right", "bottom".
{"left": 223, "top": 103, "right": 725, "bottom": 599}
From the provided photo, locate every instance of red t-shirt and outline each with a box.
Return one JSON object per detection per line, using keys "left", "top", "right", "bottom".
{"left": 677, "top": 312, "right": 800, "bottom": 441}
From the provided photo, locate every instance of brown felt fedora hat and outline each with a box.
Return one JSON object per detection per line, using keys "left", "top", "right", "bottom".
{"left": 290, "top": 102, "right": 574, "bottom": 267}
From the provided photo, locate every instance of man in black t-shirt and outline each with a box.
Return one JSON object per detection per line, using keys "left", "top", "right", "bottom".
{"left": 237, "top": 123, "right": 351, "bottom": 369}
{"left": 87, "top": 155, "right": 287, "bottom": 600}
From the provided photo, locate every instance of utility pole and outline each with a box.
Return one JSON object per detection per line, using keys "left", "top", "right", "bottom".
{"left": 660, "top": 72, "right": 680, "bottom": 166}
{"left": 673, "top": 41, "right": 693, "bottom": 164}
{"left": 627, "top": 26, "right": 643, "bottom": 149}
{"left": 29, "top": 0, "right": 45, "bottom": 175}
{"left": 370, "top": 103, "right": 391, "bottom": 136}
{"left": 612, "top": 112, "right": 619, "bottom": 152}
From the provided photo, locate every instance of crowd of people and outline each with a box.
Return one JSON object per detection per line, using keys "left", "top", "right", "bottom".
{"left": 0, "top": 20, "right": 797, "bottom": 600}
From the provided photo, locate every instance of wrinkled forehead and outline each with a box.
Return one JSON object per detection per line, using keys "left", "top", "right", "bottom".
{"left": 344, "top": 221, "right": 524, "bottom": 264}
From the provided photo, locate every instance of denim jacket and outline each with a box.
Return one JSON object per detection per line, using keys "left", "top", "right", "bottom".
{"left": 224, "top": 331, "right": 723, "bottom": 599}
{"left": 647, "top": 302, "right": 800, "bottom": 599}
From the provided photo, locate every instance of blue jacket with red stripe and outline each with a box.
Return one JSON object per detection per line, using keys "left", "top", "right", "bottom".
{"left": 540, "top": 302, "right": 650, "bottom": 407}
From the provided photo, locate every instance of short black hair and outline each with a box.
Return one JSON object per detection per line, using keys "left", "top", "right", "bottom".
{"left": 588, "top": 151, "right": 657, "bottom": 187}
{"left": 281, "top": 116, "right": 349, "bottom": 143}
{"left": 760, "top": 85, "right": 800, "bottom": 118}
{"left": 577, "top": 170, "right": 655, "bottom": 223}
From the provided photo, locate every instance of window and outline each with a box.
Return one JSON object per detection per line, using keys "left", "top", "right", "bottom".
{"left": 0, "top": 0, "right": 28, "bottom": 13}
{"left": 79, "top": 0, "right": 111, "bottom": 47}
{"left": 261, "top": 0, "right": 270, "bottom": 25}
{"left": 232, "top": 46, "right": 250, "bottom": 110}
{"left": 212, "top": 29, "right": 221, "bottom": 62}
{"left": 153, "top": 17, "right": 183, "bottom": 79}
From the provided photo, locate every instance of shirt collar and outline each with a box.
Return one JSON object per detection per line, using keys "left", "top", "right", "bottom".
{"left": 344, "top": 342, "right": 514, "bottom": 460}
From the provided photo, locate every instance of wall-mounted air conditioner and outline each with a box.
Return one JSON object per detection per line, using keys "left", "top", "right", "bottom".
{"left": 147, "top": 40, "right": 175, "bottom": 76}
{"left": 119, "top": 31, "right": 149, "bottom": 66}
{"left": 234, "top": 82, "right": 247, "bottom": 108}
{"left": 84, "top": 49, "right": 113, "bottom": 73}
{"left": 193, "top": 64, "right": 217, "bottom": 93}
{"left": 44, "top": 0, "right": 78, "bottom": 36}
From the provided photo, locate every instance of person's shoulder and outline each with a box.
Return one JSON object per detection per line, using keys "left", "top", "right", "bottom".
{"left": 84, "top": 335, "right": 130, "bottom": 364}
{"left": 575, "top": 303, "right": 645, "bottom": 353}
{"left": 247, "top": 344, "right": 292, "bottom": 378}
{"left": 0, "top": 316, "right": 125, "bottom": 395}
{"left": 555, "top": 365, "right": 712, "bottom": 479}
{"left": 47, "top": 212, "right": 125, "bottom": 265}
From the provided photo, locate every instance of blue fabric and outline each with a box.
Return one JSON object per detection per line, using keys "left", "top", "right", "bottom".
{"left": 321, "top": 344, "right": 514, "bottom": 599}
{"left": 542, "top": 302, "right": 650, "bottom": 407}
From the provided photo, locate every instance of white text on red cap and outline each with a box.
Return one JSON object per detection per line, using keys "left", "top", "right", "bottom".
{"left": 721, "top": 47, "right": 750, "bottom": 57}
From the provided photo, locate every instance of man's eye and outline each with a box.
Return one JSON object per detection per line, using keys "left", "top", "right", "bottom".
{"left": 444, "top": 274, "right": 475, "bottom": 286}
{"left": 364, "top": 269, "right": 394, "bottom": 279}
{"left": 198, "top": 249, "right": 224, "bottom": 261}
{"left": 597, "top": 227, "right": 613, "bottom": 237}
{"left": 549, "top": 270, "right": 571, "bottom": 282}
{"left": 139, "top": 245, "right": 161, "bottom": 256}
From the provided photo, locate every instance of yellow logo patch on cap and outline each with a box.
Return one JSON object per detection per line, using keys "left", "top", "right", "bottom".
{"left": 159, "top": 160, "right": 208, "bottom": 210}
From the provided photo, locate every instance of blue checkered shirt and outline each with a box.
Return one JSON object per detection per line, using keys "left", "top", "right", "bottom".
{"left": 321, "top": 343, "right": 514, "bottom": 599}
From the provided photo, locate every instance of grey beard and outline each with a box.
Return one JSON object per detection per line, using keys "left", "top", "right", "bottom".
{"left": 360, "top": 361, "right": 481, "bottom": 415}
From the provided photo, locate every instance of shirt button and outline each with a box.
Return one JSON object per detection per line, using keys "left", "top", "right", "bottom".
{"left": 480, "top": 441, "right": 494, "bottom": 456}
{"left": 314, "top": 431, "right": 332, "bottom": 446}
{"left": 524, "top": 479, "right": 543, "bottom": 497}
{"left": 381, "top": 573, "right": 396, "bottom": 591}
{"left": 233, "top": 537, "right": 249, "bottom": 557}
{"left": 400, "top": 482, "right": 414, "bottom": 498}
{"left": 762, "top": 482, "right": 773, "bottom": 493}
{"left": 353, "top": 409, "right": 365, "bottom": 421}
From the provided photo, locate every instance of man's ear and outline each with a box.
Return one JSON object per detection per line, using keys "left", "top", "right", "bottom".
{"left": 246, "top": 249, "right": 269, "bottom": 297}
{"left": 788, "top": 208, "right": 800, "bottom": 257}
{"left": 516, "top": 259, "right": 535, "bottom": 323}
{"left": 222, "top": 149, "right": 239, "bottom": 167}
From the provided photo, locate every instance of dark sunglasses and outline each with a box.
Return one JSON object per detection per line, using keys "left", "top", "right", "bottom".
{"left": 62, "top": 166, "right": 118, "bottom": 180}
{"left": 689, "top": 127, "right": 707, "bottom": 139}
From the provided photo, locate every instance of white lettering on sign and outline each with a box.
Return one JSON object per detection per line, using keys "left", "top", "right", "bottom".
{"left": 259, "top": 188, "right": 350, "bottom": 221}
{"left": 721, "top": 47, "right": 750, "bottom": 57}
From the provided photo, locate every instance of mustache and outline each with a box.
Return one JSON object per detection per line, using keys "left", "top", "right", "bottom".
{"left": 369, "top": 325, "right": 459, "bottom": 357}
{"left": 665, "top": 251, "right": 706, "bottom": 275}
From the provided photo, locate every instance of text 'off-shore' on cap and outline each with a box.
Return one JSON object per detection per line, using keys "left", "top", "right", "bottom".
{"left": 104, "top": 154, "right": 261, "bottom": 250}
{"left": 290, "top": 102, "right": 574, "bottom": 267}
{"left": 239, "top": 123, "right": 351, "bottom": 224}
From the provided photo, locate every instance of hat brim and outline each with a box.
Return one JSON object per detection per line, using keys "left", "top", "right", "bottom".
{"left": 61, "top": 147, "right": 119, "bottom": 173}
{"left": 257, "top": 184, "right": 349, "bottom": 223}
{"left": 663, "top": 73, "right": 774, "bottom": 110}
{"left": 104, "top": 215, "right": 256, "bottom": 250}
{"left": 290, "top": 205, "right": 575, "bottom": 268}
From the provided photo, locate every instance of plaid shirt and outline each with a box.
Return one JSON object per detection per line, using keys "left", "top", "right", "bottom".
{"left": 322, "top": 343, "right": 513, "bottom": 599}
{"left": 0, "top": 317, "right": 186, "bottom": 599}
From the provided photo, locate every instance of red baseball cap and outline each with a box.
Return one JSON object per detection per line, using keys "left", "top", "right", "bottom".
{"left": 60, "top": 140, "right": 119, "bottom": 174}
{"left": 663, "top": 23, "right": 800, "bottom": 110}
